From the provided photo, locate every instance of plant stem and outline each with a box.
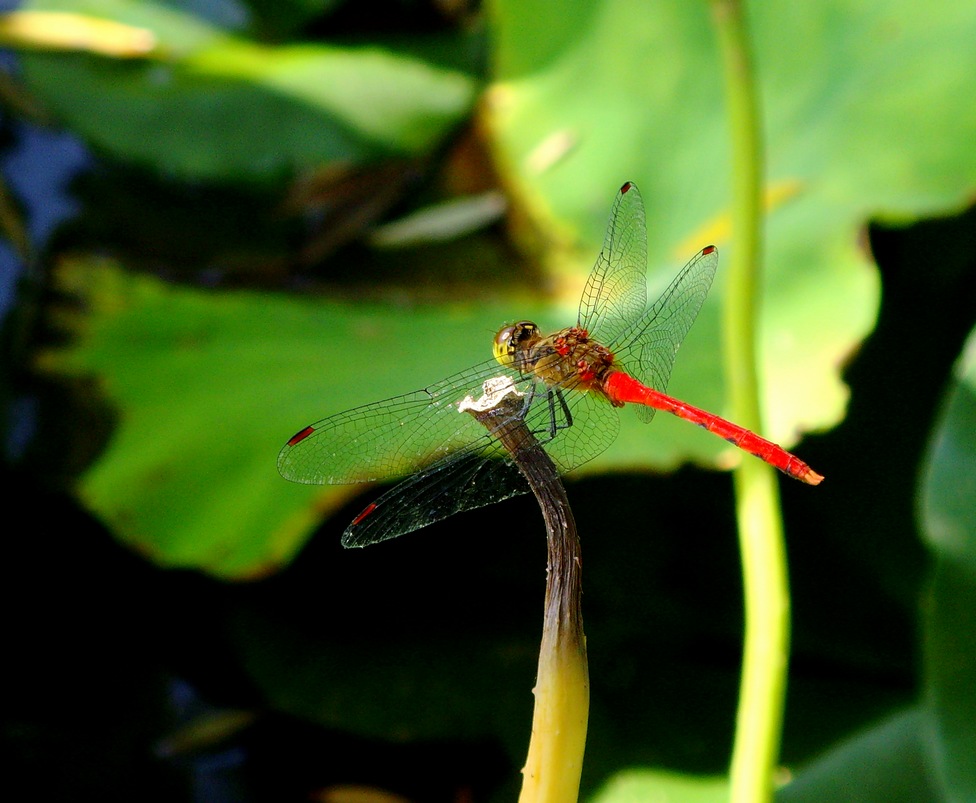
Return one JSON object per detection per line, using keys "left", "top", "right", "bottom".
{"left": 711, "top": 2, "right": 791, "bottom": 801}
{"left": 517, "top": 457, "right": 588, "bottom": 803}
{"left": 463, "top": 383, "right": 588, "bottom": 802}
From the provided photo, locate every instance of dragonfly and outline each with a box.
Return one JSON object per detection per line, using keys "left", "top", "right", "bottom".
{"left": 279, "top": 182, "right": 823, "bottom": 547}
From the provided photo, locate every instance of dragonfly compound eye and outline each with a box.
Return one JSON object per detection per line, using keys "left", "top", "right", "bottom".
{"left": 493, "top": 321, "right": 538, "bottom": 367}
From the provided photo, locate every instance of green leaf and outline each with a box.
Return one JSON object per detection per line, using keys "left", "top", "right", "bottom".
{"left": 486, "top": 0, "right": 976, "bottom": 450}
{"left": 919, "top": 328, "right": 976, "bottom": 800}
{"left": 35, "top": 0, "right": 976, "bottom": 579}
{"left": 920, "top": 331, "right": 976, "bottom": 570}
{"left": 43, "top": 258, "right": 539, "bottom": 576}
{"left": 589, "top": 769, "right": 728, "bottom": 803}
{"left": 18, "top": 0, "right": 476, "bottom": 181}
{"left": 44, "top": 238, "right": 784, "bottom": 577}
{"left": 777, "top": 707, "right": 940, "bottom": 802}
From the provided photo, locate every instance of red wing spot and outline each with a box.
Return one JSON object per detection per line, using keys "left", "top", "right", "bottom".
{"left": 286, "top": 425, "right": 316, "bottom": 447}
{"left": 702, "top": 245, "right": 717, "bottom": 256}
{"left": 620, "top": 181, "right": 634, "bottom": 194}
{"left": 351, "top": 503, "right": 378, "bottom": 526}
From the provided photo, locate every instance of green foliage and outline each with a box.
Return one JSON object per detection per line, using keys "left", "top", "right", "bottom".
{"left": 488, "top": 0, "right": 976, "bottom": 444}
{"left": 919, "top": 334, "right": 976, "bottom": 800}
{"left": 19, "top": 0, "right": 476, "bottom": 180}
{"left": 591, "top": 769, "right": 728, "bottom": 802}
{"left": 45, "top": 260, "right": 538, "bottom": 575}
{"left": 26, "top": 0, "right": 975, "bottom": 575}
{"left": 8, "top": 0, "right": 976, "bottom": 799}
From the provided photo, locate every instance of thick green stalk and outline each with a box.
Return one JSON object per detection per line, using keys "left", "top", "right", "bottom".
{"left": 710, "top": 2, "right": 791, "bottom": 801}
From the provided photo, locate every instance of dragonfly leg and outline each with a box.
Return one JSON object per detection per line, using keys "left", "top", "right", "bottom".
{"left": 531, "top": 387, "right": 574, "bottom": 442}
{"left": 554, "top": 388, "right": 574, "bottom": 431}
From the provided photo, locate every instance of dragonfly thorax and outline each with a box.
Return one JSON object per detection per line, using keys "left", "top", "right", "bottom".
{"left": 495, "top": 321, "right": 617, "bottom": 394}
{"left": 532, "top": 326, "right": 617, "bottom": 390}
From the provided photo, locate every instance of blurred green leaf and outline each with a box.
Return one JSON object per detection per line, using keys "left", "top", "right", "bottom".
{"left": 773, "top": 307, "right": 975, "bottom": 803}
{"left": 920, "top": 331, "right": 976, "bottom": 569}
{"left": 486, "top": 0, "right": 976, "bottom": 449}
{"left": 921, "top": 560, "right": 976, "bottom": 801}
{"left": 43, "top": 257, "right": 542, "bottom": 576}
{"left": 35, "top": 1, "right": 976, "bottom": 579}
{"left": 781, "top": 333, "right": 976, "bottom": 801}
{"left": 18, "top": 0, "right": 476, "bottom": 181}
{"left": 588, "top": 770, "right": 729, "bottom": 803}
{"left": 919, "top": 328, "right": 976, "bottom": 800}
{"left": 777, "top": 707, "right": 940, "bottom": 802}
{"left": 589, "top": 769, "right": 728, "bottom": 803}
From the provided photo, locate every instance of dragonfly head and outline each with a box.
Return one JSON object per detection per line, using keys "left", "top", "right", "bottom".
{"left": 493, "top": 321, "right": 539, "bottom": 368}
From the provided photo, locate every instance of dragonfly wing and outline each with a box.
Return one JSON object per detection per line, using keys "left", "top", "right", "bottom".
{"left": 617, "top": 245, "right": 719, "bottom": 422}
{"left": 520, "top": 385, "right": 621, "bottom": 474}
{"left": 278, "top": 357, "right": 524, "bottom": 485}
{"left": 341, "top": 448, "right": 530, "bottom": 547}
{"left": 577, "top": 181, "right": 648, "bottom": 345}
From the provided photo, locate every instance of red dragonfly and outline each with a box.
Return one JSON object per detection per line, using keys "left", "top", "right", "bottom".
{"left": 279, "top": 182, "right": 822, "bottom": 547}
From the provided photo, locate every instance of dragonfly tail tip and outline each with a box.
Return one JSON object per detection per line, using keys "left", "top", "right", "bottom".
{"left": 802, "top": 468, "right": 825, "bottom": 485}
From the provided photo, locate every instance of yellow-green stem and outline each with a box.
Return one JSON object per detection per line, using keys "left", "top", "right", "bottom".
{"left": 516, "top": 433, "right": 588, "bottom": 803}
{"left": 464, "top": 389, "right": 588, "bottom": 802}
{"left": 519, "top": 619, "right": 589, "bottom": 802}
{"left": 711, "top": 2, "right": 791, "bottom": 801}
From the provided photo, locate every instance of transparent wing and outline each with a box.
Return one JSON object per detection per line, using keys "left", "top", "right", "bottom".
{"left": 340, "top": 449, "right": 531, "bottom": 547}
{"left": 279, "top": 353, "right": 627, "bottom": 487}
{"left": 277, "top": 357, "right": 525, "bottom": 485}
{"left": 529, "top": 386, "right": 620, "bottom": 474}
{"left": 615, "top": 245, "right": 719, "bottom": 422}
{"left": 279, "top": 182, "right": 682, "bottom": 543}
{"left": 339, "top": 382, "right": 623, "bottom": 547}
{"left": 576, "top": 181, "right": 648, "bottom": 345}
